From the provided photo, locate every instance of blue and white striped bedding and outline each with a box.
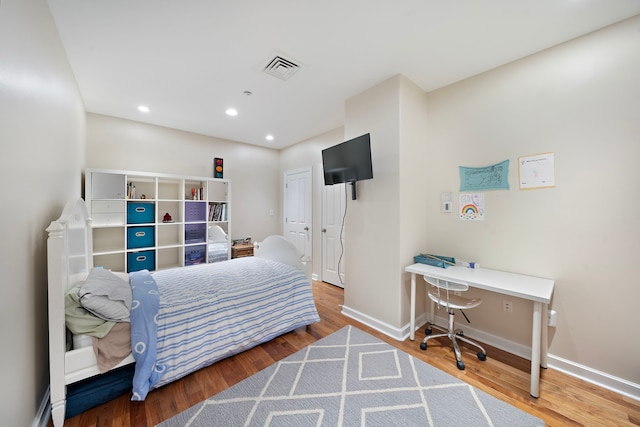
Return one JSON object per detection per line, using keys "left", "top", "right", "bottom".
{"left": 207, "top": 241, "right": 229, "bottom": 263}
{"left": 129, "top": 256, "right": 320, "bottom": 400}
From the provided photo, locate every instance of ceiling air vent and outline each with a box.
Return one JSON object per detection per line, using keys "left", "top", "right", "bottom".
{"left": 262, "top": 55, "right": 300, "bottom": 81}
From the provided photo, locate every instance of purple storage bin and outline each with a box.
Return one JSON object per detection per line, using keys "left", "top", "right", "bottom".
{"left": 185, "top": 223, "right": 206, "bottom": 244}
{"left": 185, "top": 201, "right": 206, "bottom": 222}
{"left": 185, "top": 245, "right": 206, "bottom": 266}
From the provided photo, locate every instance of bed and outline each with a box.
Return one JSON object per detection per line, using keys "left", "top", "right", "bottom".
{"left": 46, "top": 198, "right": 320, "bottom": 427}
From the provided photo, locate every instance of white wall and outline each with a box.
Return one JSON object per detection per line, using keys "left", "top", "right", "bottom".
{"left": 423, "top": 16, "right": 640, "bottom": 385}
{"left": 342, "top": 77, "right": 402, "bottom": 331}
{"left": 397, "top": 77, "right": 430, "bottom": 325}
{"left": 341, "top": 75, "right": 430, "bottom": 334}
{"left": 86, "top": 113, "right": 281, "bottom": 242}
{"left": 0, "top": 0, "right": 86, "bottom": 425}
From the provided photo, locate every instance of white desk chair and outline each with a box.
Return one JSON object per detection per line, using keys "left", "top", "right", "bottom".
{"left": 421, "top": 275, "right": 487, "bottom": 370}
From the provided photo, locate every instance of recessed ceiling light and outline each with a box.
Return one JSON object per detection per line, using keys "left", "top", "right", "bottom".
{"left": 265, "top": 134, "right": 274, "bottom": 141}
{"left": 138, "top": 105, "right": 150, "bottom": 113}
{"left": 225, "top": 108, "right": 238, "bottom": 117}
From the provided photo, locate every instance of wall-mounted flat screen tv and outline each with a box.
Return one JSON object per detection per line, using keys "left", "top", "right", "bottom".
{"left": 322, "top": 133, "right": 373, "bottom": 199}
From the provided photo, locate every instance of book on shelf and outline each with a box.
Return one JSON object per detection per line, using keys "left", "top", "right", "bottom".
{"left": 189, "top": 187, "right": 204, "bottom": 200}
{"left": 208, "top": 202, "right": 227, "bottom": 221}
{"left": 127, "top": 182, "right": 136, "bottom": 199}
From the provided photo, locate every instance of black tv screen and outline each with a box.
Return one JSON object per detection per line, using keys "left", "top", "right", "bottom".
{"left": 322, "top": 133, "right": 373, "bottom": 186}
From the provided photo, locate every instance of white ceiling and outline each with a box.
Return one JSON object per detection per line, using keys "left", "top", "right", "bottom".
{"left": 48, "top": 1, "right": 640, "bottom": 150}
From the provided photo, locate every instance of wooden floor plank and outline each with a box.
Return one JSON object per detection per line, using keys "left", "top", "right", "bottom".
{"left": 52, "top": 281, "right": 640, "bottom": 427}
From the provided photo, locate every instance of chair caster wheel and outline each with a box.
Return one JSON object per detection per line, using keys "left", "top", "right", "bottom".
{"left": 456, "top": 361, "right": 465, "bottom": 370}
{"left": 457, "top": 331, "right": 464, "bottom": 337}
{"left": 425, "top": 327, "right": 432, "bottom": 335}
{"left": 420, "top": 342, "right": 427, "bottom": 351}
{"left": 477, "top": 352, "right": 487, "bottom": 361}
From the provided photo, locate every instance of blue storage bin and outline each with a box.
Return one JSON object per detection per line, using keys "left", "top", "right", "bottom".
{"left": 127, "top": 202, "right": 155, "bottom": 224}
{"left": 413, "top": 254, "right": 455, "bottom": 269}
{"left": 127, "top": 250, "right": 155, "bottom": 272}
{"left": 127, "top": 226, "right": 155, "bottom": 249}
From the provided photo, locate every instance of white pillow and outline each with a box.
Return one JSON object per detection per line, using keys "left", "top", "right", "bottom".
{"left": 78, "top": 268, "right": 132, "bottom": 322}
{"left": 71, "top": 270, "right": 129, "bottom": 283}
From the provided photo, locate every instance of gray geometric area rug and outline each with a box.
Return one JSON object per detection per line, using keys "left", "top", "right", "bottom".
{"left": 157, "top": 325, "right": 544, "bottom": 427}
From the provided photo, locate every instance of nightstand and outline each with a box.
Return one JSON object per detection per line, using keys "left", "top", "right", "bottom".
{"left": 231, "top": 243, "right": 254, "bottom": 258}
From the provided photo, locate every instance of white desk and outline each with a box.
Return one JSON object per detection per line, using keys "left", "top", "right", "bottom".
{"left": 406, "top": 263, "right": 554, "bottom": 398}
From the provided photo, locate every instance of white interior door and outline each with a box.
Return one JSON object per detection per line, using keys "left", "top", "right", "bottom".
{"left": 284, "top": 167, "right": 312, "bottom": 263}
{"left": 321, "top": 182, "right": 346, "bottom": 287}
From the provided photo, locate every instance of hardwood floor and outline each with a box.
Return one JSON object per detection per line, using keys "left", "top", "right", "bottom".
{"left": 54, "top": 281, "right": 640, "bottom": 427}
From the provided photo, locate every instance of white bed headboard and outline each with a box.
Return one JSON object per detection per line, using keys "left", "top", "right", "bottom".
{"left": 254, "top": 235, "right": 310, "bottom": 279}
{"left": 46, "top": 198, "right": 93, "bottom": 426}
{"left": 47, "top": 198, "right": 93, "bottom": 292}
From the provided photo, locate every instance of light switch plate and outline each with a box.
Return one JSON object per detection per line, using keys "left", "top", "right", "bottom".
{"left": 441, "top": 191, "right": 452, "bottom": 213}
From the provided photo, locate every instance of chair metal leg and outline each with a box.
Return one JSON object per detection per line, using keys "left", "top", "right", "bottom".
{"left": 425, "top": 323, "right": 447, "bottom": 335}
{"left": 451, "top": 334, "right": 463, "bottom": 364}
{"left": 419, "top": 308, "right": 487, "bottom": 369}
{"left": 456, "top": 334, "right": 486, "bottom": 355}
{"left": 424, "top": 332, "right": 448, "bottom": 341}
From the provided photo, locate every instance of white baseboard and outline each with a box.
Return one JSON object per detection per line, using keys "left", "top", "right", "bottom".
{"left": 344, "top": 308, "right": 640, "bottom": 402}
{"left": 547, "top": 354, "right": 640, "bottom": 401}
{"left": 434, "top": 314, "right": 640, "bottom": 401}
{"left": 429, "top": 314, "right": 532, "bottom": 360}
{"left": 341, "top": 305, "right": 407, "bottom": 341}
{"left": 33, "top": 387, "right": 51, "bottom": 427}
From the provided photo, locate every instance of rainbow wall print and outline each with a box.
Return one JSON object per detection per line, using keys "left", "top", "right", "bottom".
{"left": 459, "top": 193, "right": 484, "bottom": 221}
